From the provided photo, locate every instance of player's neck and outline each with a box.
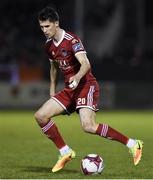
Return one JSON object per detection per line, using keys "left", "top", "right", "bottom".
{"left": 53, "top": 28, "right": 63, "bottom": 43}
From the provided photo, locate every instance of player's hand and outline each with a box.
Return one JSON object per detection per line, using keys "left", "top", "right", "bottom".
{"left": 69, "top": 76, "right": 80, "bottom": 90}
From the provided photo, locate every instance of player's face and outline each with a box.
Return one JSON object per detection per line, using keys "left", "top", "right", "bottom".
{"left": 39, "top": 20, "right": 58, "bottom": 39}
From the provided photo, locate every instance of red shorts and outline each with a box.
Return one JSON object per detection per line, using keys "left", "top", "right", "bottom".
{"left": 52, "top": 81, "right": 100, "bottom": 114}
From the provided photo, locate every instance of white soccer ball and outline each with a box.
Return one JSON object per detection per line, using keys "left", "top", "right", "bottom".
{"left": 81, "top": 154, "right": 104, "bottom": 175}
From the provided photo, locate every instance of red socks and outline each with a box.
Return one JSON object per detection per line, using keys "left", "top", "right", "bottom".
{"left": 96, "top": 124, "right": 128, "bottom": 145}
{"left": 40, "top": 121, "right": 128, "bottom": 149}
{"left": 41, "top": 120, "right": 66, "bottom": 149}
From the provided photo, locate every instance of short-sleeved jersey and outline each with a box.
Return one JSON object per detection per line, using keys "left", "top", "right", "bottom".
{"left": 45, "top": 30, "right": 96, "bottom": 87}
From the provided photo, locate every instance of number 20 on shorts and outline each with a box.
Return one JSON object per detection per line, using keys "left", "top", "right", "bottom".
{"left": 77, "top": 98, "right": 86, "bottom": 105}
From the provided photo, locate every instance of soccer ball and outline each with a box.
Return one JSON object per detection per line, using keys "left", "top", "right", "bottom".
{"left": 81, "top": 154, "right": 104, "bottom": 175}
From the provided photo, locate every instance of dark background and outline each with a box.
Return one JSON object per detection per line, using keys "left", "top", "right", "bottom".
{"left": 0, "top": 0, "right": 153, "bottom": 109}
{"left": 0, "top": 0, "right": 153, "bottom": 81}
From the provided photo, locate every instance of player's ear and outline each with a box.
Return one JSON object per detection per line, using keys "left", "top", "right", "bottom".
{"left": 55, "top": 21, "right": 59, "bottom": 27}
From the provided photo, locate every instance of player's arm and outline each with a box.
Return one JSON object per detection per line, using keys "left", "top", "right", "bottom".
{"left": 50, "top": 60, "right": 59, "bottom": 96}
{"left": 69, "top": 53, "right": 91, "bottom": 89}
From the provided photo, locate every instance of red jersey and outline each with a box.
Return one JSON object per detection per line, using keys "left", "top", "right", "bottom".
{"left": 45, "top": 30, "right": 96, "bottom": 87}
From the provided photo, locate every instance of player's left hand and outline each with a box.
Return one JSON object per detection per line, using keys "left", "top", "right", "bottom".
{"left": 69, "top": 76, "right": 80, "bottom": 90}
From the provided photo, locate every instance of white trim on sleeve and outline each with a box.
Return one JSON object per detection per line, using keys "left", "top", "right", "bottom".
{"left": 75, "top": 51, "right": 87, "bottom": 56}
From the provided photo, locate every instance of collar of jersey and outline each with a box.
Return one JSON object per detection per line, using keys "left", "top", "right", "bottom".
{"left": 53, "top": 29, "right": 65, "bottom": 47}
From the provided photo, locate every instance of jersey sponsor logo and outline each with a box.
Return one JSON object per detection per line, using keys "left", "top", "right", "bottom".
{"left": 59, "top": 60, "right": 71, "bottom": 70}
{"left": 72, "top": 42, "right": 84, "bottom": 52}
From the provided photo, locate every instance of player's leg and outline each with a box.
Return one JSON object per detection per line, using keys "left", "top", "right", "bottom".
{"left": 76, "top": 83, "right": 128, "bottom": 142}
{"left": 76, "top": 80, "right": 143, "bottom": 165}
{"left": 34, "top": 98, "right": 66, "bottom": 149}
{"left": 78, "top": 107, "right": 143, "bottom": 165}
{"left": 35, "top": 98, "right": 75, "bottom": 172}
{"left": 79, "top": 107, "right": 129, "bottom": 143}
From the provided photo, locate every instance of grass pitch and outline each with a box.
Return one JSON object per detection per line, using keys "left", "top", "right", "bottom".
{"left": 0, "top": 110, "right": 153, "bottom": 179}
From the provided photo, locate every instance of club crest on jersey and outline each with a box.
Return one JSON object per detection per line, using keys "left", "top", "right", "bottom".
{"left": 72, "top": 42, "right": 84, "bottom": 52}
{"left": 61, "top": 48, "right": 67, "bottom": 56}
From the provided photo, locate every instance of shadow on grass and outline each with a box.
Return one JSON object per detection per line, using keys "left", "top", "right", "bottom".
{"left": 23, "top": 166, "right": 51, "bottom": 173}
{"left": 22, "top": 166, "right": 79, "bottom": 173}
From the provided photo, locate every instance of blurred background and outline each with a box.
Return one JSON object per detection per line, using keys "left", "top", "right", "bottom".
{"left": 0, "top": 0, "right": 153, "bottom": 110}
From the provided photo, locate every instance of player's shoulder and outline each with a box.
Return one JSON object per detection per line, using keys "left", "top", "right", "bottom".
{"left": 64, "top": 31, "right": 80, "bottom": 42}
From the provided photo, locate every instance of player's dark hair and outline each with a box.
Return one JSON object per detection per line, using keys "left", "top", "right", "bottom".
{"left": 38, "top": 6, "right": 59, "bottom": 22}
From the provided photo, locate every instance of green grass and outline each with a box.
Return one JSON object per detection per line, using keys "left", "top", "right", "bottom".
{"left": 0, "top": 110, "right": 153, "bottom": 179}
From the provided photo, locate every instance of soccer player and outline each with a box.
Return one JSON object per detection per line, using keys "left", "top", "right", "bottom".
{"left": 35, "top": 6, "right": 143, "bottom": 173}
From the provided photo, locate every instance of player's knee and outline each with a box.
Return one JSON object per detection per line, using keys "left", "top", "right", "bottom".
{"left": 34, "top": 111, "right": 41, "bottom": 122}
{"left": 34, "top": 111, "right": 47, "bottom": 124}
{"left": 82, "top": 122, "right": 96, "bottom": 133}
